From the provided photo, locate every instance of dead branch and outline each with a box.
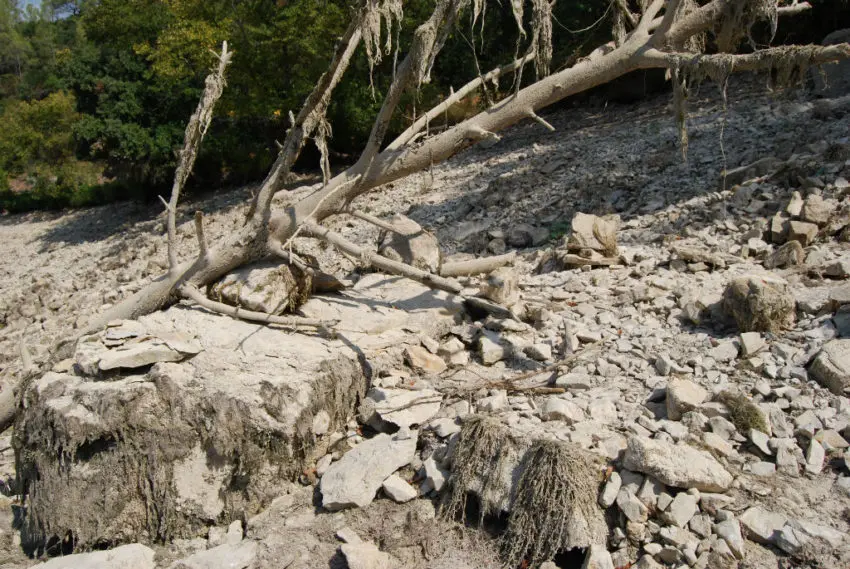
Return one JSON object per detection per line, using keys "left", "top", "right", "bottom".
{"left": 440, "top": 252, "right": 516, "bottom": 277}
{"left": 178, "top": 284, "right": 331, "bottom": 329}
{"left": 165, "top": 42, "right": 231, "bottom": 270}
{"left": 303, "top": 221, "right": 463, "bottom": 294}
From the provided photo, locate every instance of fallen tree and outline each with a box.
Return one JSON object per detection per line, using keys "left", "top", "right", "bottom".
{"left": 3, "top": 0, "right": 846, "bottom": 416}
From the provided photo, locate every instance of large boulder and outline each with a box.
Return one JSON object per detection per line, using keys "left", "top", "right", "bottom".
{"left": 16, "top": 275, "right": 464, "bottom": 552}
{"left": 722, "top": 274, "right": 795, "bottom": 332}
{"left": 811, "top": 29, "right": 850, "bottom": 99}
{"left": 809, "top": 339, "right": 850, "bottom": 395}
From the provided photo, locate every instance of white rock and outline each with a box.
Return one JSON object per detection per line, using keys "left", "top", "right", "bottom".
{"left": 366, "top": 388, "right": 441, "bottom": 429}
{"left": 749, "top": 429, "right": 772, "bottom": 455}
{"left": 321, "top": 432, "right": 417, "bottom": 510}
{"left": 666, "top": 379, "right": 708, "bottom": 421}
{"left": 525, "top": 343, "right": 553, "bottom": 362}
{"left": 588, "top": 399, "right": 618, "bottom": 424}
{"left": 740, "top": 506, "right": 787, "bottom": 544}
{"left": 172, "top": 542, "right": 258, "bottom": 569}
{"left": 809, "top": 339, "right": 850, "bottom": 395}
{"left": 740, "top": 332, "right": 766, "bottom": 357}
{"left": 581, "top": 544, "right": 615, "bottom": 569}
{"left": 714, "top": 519, "right": 745, "bottom": 559}
{"left": 430, "top": 417, "right": 461, "bottom": 438}
{"left": 542, "top": 398, "right": 586, "bottom": 424}
{"left": 662, "top": 492, "right": 698, "bottom": 528}
{"left": 97, "top": 342, "right": 187, "bottom": 371}
{"left": 805, "top": 439, "right": 825, "bottom": 474}
{"left": 341, "top": 542, "right": 398, "bottom": 569}
{"left": 382, "top": 474, "right": 417, "bottom": 503}
{"left": 749, "top": 461, "right": 776, "bottom": 477}
{"left": 616, "top": 488, "right": 648, "bottom": 523}
{"left": 403, "top": 346, "right": 447, "bottom": 375}
{"left": 420, "top": 456, "right": 449, "bottom": 495}
{"left": 599, "top": 472, "right": 622, "bottom": 508}
{"left": 34, "top": 544, "right": 156, "bottom": 569}
{"left": 623, "top": 436, "right": 733, "bottom": 492}
{"left": 478, "top": 332, "right": 506, "bottom": 365}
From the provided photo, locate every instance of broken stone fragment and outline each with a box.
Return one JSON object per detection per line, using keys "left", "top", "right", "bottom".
{"left": 341, "top": 541, "right": 399, "bottom": 569}
{"left": 666, "top": 379, "right": 708, "bottom": 421}
{"left": 480, "top": 266, "right": 520, "bottom": 306}
{"left": 403, "top": 345, "right": 447, "bottom": 375}
{"left": 377, "top": 213, "right": 442, "bottom": 273}
{"left": 208, "top": 260, "right": 310, "bottom": 315}
{"left": 478, "top": 331, "right": 506, "bottom": 365}
{"left": 172, "top": 542, "right": 258, "bottom": 569}
{"left": 787, "top": 220, "right": 819, "bottom": 246}
{"left": 763, "top": 240, "right": 804, "bottom": 269}
{"left": 801, "top": 194, "right": 834, "bottom": 226}
{"left": 567, "top": 212, "right": 620, "bottom": 255}
{"left": 381, "top": 474, "right": 417, "bottom": 503}
{"left": 623, "top": 436, "right": 733, "bottom": 492}
{"left": 722, "top": 274, "right": 795, "bottom": 333}
{"left": 365, "top": 388, "right": 441, "bottom": 429}
{"left": 33, "top": 544, "right": 156, "bottom": 569}
{"left": 809, "top": 339, "right": 850, "bottom": 395}
{"left": 740, "top": 506, "right": 787, "bottom": 545}
{"left": 320, "top": 432, "right": 417, "bottom": 511}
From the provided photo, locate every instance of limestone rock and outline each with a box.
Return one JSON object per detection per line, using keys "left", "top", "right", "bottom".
{"left": 722, "top": 274, "right": 795, "bottom": 332}
{"left": 321, "top": 432, "right": 417, "bottom": 510}
{"left": 382, "top": 474, "right": 417, "bottom": 503}
{"left": 541, "top": 398, "right": 585, "bottom": 424}
{"left": 478, "top": 331, "right": 506, "bottom": 365}
{"left": 581, "top": 545, "right": 615, "bottom": 569}
{"left": 764, "top": 240, "right": 804, "bottom": 270}
{"left": 809, "top": 339, "right": 850, "bottom": 395}
{"left": 801, "top": 194, "right": 834, "bottom": 226}
{"left": 623, "top": 436, "right": 733, "bottom": 492}
{"left": 740, "top": 506, "right": 787, "bottom": 544}
{"left": 172, "top": 542, "right": 258, "bottom": 569}
{"left": 403, "top": 346, "right": 447, "bottom": 375}
{"left": 567, "top": 212, "right": 619, "bottom": 255}
{"left": 365, "top": 387, "right": 441, "bottom": 429}
{"left": 208, "top": 261, "right": 309, "bottom": 315}
{"left": 788, "top": 221, "right": 819, "bottom": 246}
{"left": 480, "top": 266, "right": 520, "bottom": 306}
{"left": 341, "top": 542, "right": 398, "bottom": 569}
{"left": 666, "top": 379, "right": 708, "bottom": 421}
{"left": 714, "top": 519, "right": 745, "bottom": 560}
{"left": 378, "top": 214, "right": 441, "bottom": 273}
{"left": 34, "top": 544, "right": 156, "bottom": 569}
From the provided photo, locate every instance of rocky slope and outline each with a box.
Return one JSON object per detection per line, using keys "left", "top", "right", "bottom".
{"left": 1, "top": 76, "right": 850, "bottom": 569}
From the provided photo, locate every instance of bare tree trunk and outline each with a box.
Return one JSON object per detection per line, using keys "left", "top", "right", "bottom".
{"left": 87, "top": 0, "right": 849, "bottom": 337}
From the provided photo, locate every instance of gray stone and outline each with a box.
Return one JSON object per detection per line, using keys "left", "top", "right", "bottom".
{"left": 525, "top": 343, "right": 552, "bottom": 362}
{"left": 420, "top": 456, "right": 449, "bottom": 493}
{"left": 788, "top": 220, "right": 819, "bottom": 246}
{"left": 616, "top": 488, "right": 649, "bottom": 523}
{"left": 581, "top": 545, "right": 615, "bottom": 569}
{"left": 667, "top": 379, "right": 709, "bottom": 421}
{"left": 366, "top": 387, "right": 441, "bottom": 429}
{"left": 714, "top": 519, "right": 745, "bottom": 560}
{"left": 541, "top": 398, "right": 585, "bottom": 424}
{"left": 740, "top": 506, "right": 787, "bottom": 544}
{"left": 172, "top": 542, "right": 258, "bottom": 569}
{"left": 403, "top": 346, "right": 447, "bottom": 375}
{"left": 749, "top": 429, "right": 772, "bottom": 455}
{"left": 809, "top": 339, "right": 850, "bottom": 395}
{"left": 623, "top": 436, "right": 733, "bottom": 492}
{"left": 600, "top": 472, "right": 622, "bottom": 508}
{"left": 722, "top": 274, "right": 795, "bottom": 332}
{"left": 378, "top": 214, "right": 441, "bottom": 273}
{"left": 34, "top": 544, "right": 156, "bottom": 569}
{"left": 662, "top": 492, "right": 698, "bottom": 527}
{"left": 382, "top": 474, "right": 417, "bottom": 503}
{"left": 480, "top": 267, "right": 520, "bottom": 306}
{"left": 430, "top": 418, "right": 461, "bottom": 438}
{"left": 749, "top": 461, "right": 776, "bottom": 477}
{"left": 567, "top": 212, "right": 619, "bottom": 254}
{"left": 478, "top": 390, "right": 508, "bottom": 412}
{"left": 805, "top": 439, "right": 826, "bottom": 474}
{"left": 208, "top": 261, "right": 308, "bottom": 315}
{"left": 801, "top": 194, "right": 835, "bottom": 226}
{"left": 739, "top": 332, "right": 766, "bottom": 357}
{"left": 478, "top": 332, "right": 506, "bottom": 365}
{"left": 321, "top": 432, "right": 417, "bottom": 510}
{"left": 341, "top": 542, "right": 398, "bottom": 569}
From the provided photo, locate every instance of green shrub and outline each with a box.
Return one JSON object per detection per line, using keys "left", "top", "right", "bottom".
{"left": 0, "top": 91, "right": 80, "bottom": 174}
